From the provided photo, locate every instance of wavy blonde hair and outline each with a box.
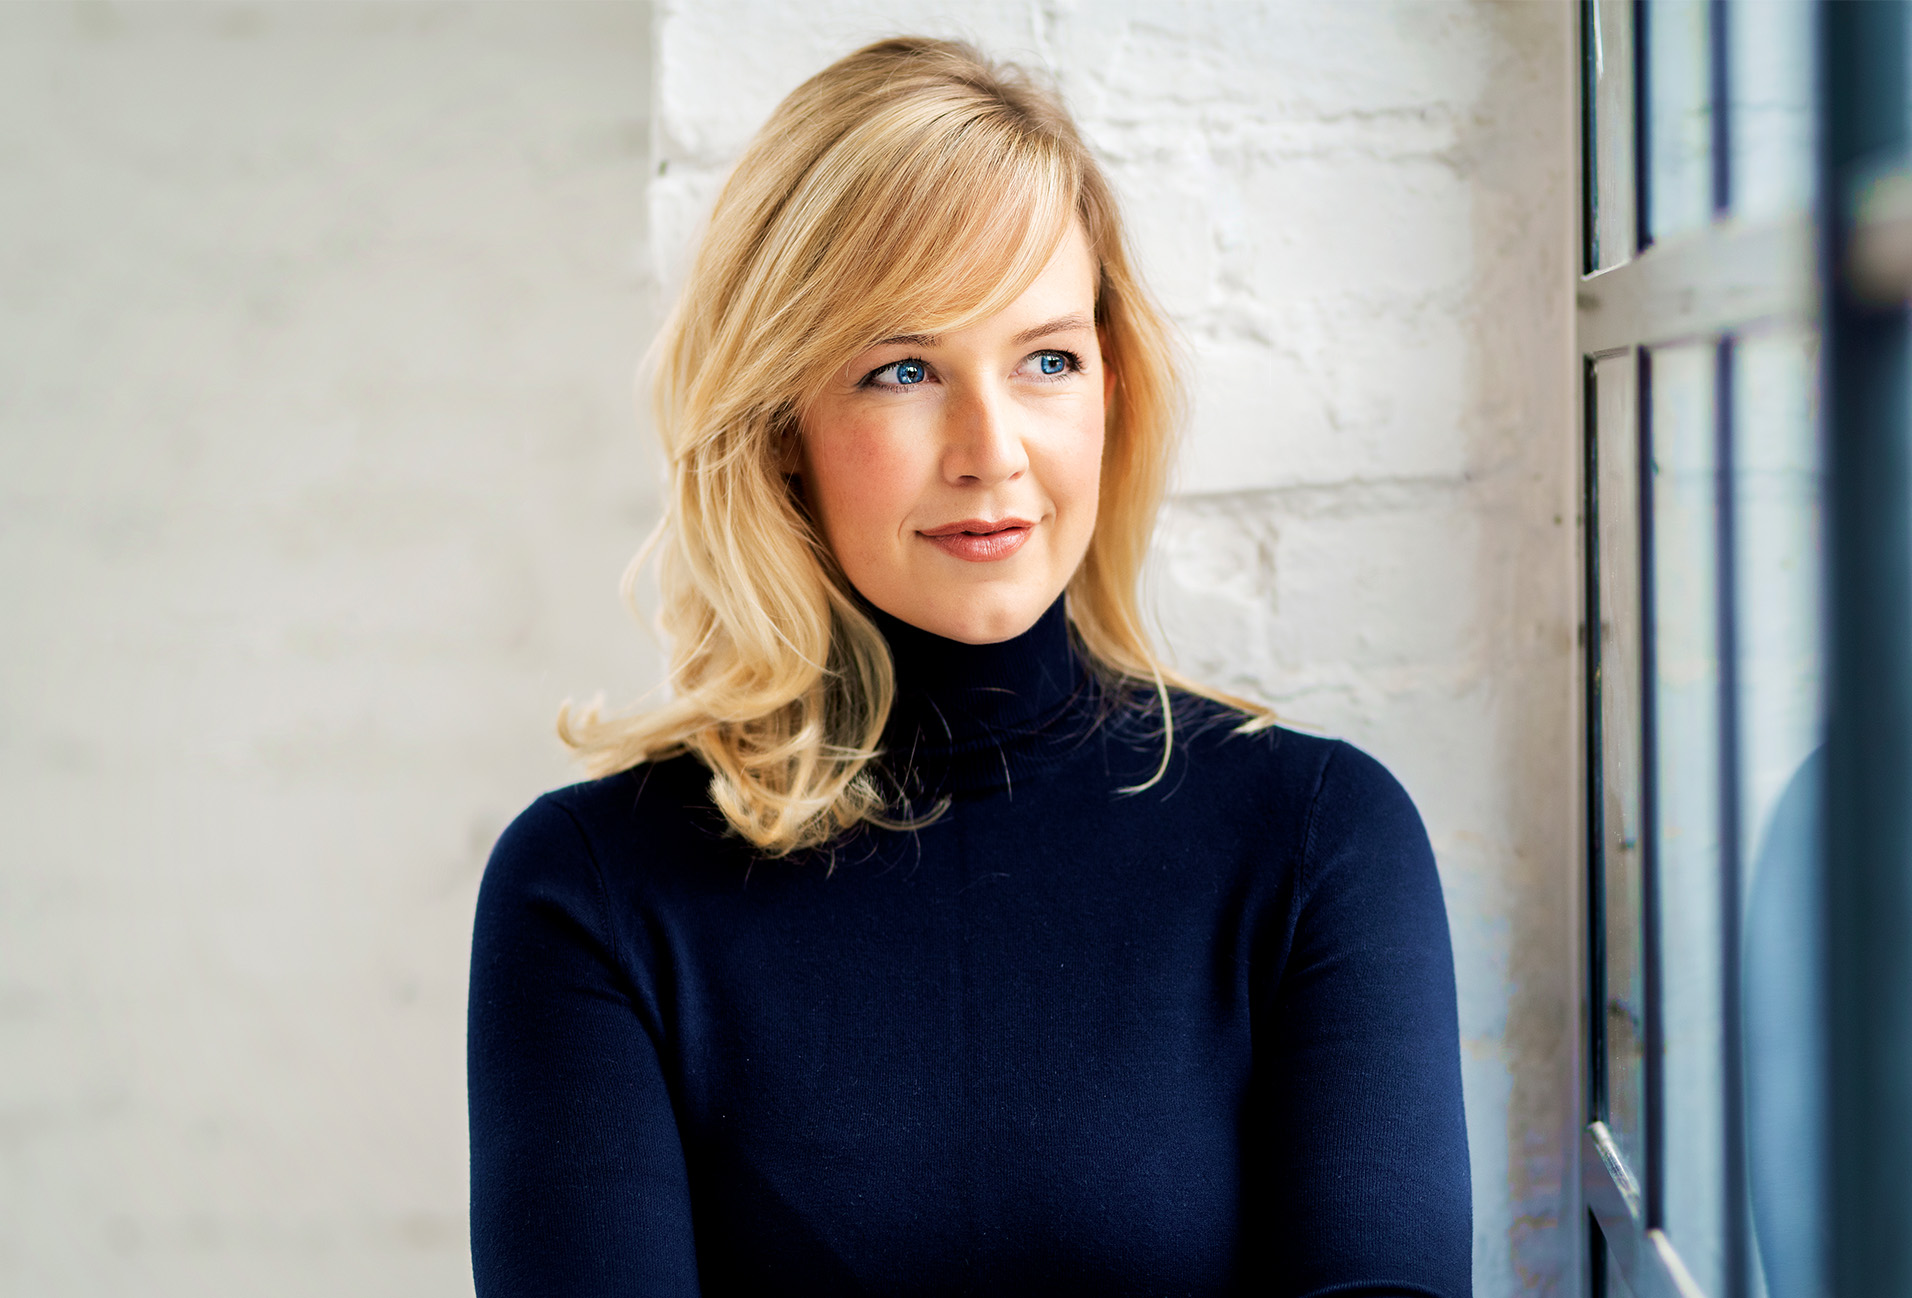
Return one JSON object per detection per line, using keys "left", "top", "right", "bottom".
{"left": 561, "top": 36, "right": 1265, "bottom": 855}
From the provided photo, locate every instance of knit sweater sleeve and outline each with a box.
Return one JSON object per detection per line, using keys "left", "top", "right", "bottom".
{"left": 466, "top": 793, "right": 700, "bottom": 1298}
{"left": 1258, "top": 741, "right": 1473, "bottom": 1298}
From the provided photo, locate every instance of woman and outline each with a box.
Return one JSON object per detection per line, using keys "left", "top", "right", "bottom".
{"left": 469, "top": 37, "right": 1470, "bottom": 1297}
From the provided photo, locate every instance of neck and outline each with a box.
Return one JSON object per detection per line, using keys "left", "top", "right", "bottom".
{"left": 867, "top": 596, "right": 1093, "bottom": 796}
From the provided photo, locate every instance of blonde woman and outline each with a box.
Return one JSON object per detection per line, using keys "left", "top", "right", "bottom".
{"left": 468, "top": 37, "right": 1470, "bottom": 1297}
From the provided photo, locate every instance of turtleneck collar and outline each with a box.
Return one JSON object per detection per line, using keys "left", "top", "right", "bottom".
{"left": 868, "top": 595, "right": 1097, "bottom": 798}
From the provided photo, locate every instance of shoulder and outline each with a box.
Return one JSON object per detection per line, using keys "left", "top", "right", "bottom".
{"left": 1270, "top": 737, "right": 1446, "bottom": 949}
{"left": 1295, "top": 737, "right": 1429, "bottom": 849}
{"left": 1142, "top": 690, "right": 1355, "bottom": 810}
{"left": 1154, "top": 695, "right": 1437, "bottom": 892}
{"left": 1165, "top": 693, "right": 1421, "bottom": 815}
{"left": 479, "top": 755, "right": 720, "bottom": 907}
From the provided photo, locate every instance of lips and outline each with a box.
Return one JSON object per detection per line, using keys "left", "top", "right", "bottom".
{"left": 918, "top": 517, "right": 1035, "bottom": 563}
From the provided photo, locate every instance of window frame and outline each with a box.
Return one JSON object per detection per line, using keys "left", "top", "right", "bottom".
{"left": 1574, "top": 3, "right": 1821, "bottom": 1295}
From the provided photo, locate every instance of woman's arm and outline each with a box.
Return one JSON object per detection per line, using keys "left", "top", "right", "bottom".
{"left": 1258, "top": 742, "right": 1473, "bottom": 1298}
{"left": 467, "top": 794, "right": 701, "bottom": 1297}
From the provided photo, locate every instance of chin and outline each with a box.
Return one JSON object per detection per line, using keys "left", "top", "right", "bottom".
{"left": 915, "top": 593, "right": 1051, "bottom": 645}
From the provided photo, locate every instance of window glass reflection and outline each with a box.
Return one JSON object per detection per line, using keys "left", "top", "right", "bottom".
{"left": 1728, "top": 0, "right": 1815, "bottom": 223}
{"left": 1737, "top": 328, "right": 1825, "bottom": 1298}
{"left": 1589, "top": 0, "right": 1638, "bottom": 269}
{"left": 1647, "top": 0, "right": 1714, "bottom": 241}
{"left": 1596, "top": 349, "right": 1649, "bottom": 1174}
{"left": 1651, "top": 342, "right": 1726, "bottom": 1295}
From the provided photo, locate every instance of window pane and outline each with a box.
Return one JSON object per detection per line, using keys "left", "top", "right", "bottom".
{"left": 1737, "top": 328, "right": 1825, "bottom": 1298}
{"left": 1647, "top": 0, "right": 1715, "bottom": 241}
{"left": 1652, "top": 342, "right": 1726, "bottom": 1294}
{"left": 1728, "top": 0, "right": 1815, "bottom": 223}
{"left": 1596, "top": 349, "right": 1649, "bottom": 1174}
{"left": 1589, "top": 0, "right": 1638, "bottom": 270}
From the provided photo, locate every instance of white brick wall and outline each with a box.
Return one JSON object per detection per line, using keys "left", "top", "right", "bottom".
{"left": 1, "top": 1, "right": 1577, "bottom": 1293}
{"left": 654, "top": 2, "right": 1578, "bottom": 1288}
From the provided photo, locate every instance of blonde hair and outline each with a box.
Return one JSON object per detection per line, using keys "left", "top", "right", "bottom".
{"left": 561, "top": 36, "right": 1265, "bottom": 855}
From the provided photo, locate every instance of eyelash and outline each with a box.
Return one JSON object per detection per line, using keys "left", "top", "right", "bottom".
{"left": 1033, "top": 348, "right": 1085, "bottom": 378}
{"left": 859, "top": 348, "right": 1086, "bottom": 389}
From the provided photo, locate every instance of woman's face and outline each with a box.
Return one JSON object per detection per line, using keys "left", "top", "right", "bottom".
{"left": 799, "top": 224, "right": 1109, "bottom": 645}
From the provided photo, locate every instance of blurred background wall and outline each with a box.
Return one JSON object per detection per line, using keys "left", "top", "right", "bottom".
{"left": 2, "top": 1, "right": 1576, "bottom": 1294}
{"left": 2, "top": 3, "right": 659, "bottom": 1293}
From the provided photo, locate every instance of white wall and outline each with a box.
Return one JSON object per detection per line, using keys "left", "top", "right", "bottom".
{"left": 2, "top": 1, "right": 1577, "bottom": 1293}
{"left": 652, "top": 1, "right": 1578, "bottom": 1289}
{"left": 0, "top": 4, "right": 656, "bottom": 1294}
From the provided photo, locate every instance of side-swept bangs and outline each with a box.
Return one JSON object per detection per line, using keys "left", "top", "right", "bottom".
{"left": 779, "top": 114, "right": 1080, "bottom": 394}
{"left": 678, "top": 57, "right": 1084, "bottom": 444}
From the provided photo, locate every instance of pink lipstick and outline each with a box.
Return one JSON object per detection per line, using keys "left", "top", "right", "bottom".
{"left": 918, "top": 517, "right": 1034, "bottom": 562}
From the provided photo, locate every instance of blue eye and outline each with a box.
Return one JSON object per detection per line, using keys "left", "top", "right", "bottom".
{"left": 893, "top": 359, "right": 927, "bottom": 385}
{"left": 1037, "top": 351, "right": 1069, "bottom": 376}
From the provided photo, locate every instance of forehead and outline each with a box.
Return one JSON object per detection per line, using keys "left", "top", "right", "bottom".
{"left": 1019, "top": 223, "right": 1097, "bottom": 302}
{"left": 878, "top": 221, "right": 1098, "bottom": 348}
{"left": 961, "top": 223, "right": 1097, "bottom": 336}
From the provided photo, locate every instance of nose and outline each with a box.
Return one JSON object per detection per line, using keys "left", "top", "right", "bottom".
{"left": 940, "top": 384, "right": 1028, "bottom": 486}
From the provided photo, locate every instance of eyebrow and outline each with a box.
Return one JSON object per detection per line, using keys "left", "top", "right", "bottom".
{"left": 871, "top": 312, "right": 1096, "bottom": 350}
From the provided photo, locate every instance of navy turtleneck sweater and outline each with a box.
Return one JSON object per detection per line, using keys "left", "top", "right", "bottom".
{"left": 467, "top": 600, "right": 1471, "bottom": 1296}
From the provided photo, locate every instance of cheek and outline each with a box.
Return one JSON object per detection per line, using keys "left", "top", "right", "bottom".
{"left": 801, "top": 415, "right": 922, "bottom": 549}
{"left": 1058, "top": 407, "right": 1107, "bottom": 530}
